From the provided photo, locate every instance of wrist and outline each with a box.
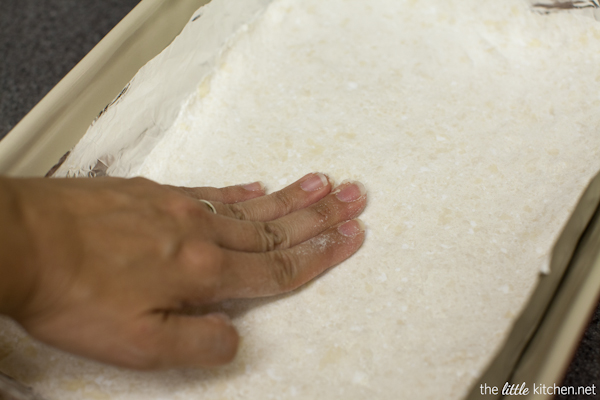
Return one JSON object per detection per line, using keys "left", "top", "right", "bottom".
{"left": 0, "top": 177, "right": 38, "bottom": 318}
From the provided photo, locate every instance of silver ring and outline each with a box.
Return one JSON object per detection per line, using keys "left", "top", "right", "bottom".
{"left": 198, "top": 199, "right": 217, "bottom": 214}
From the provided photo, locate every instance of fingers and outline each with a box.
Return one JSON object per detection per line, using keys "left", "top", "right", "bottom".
{"left": 170, "top": 181, "right": 266, "bottom": 204}
{"left": 127, "top": 218, "right": 364, "bottom": 369}
{"left": 125, "top": 313, "right": 239, "bottom": 370}
{"left": 209, "top": 181, "right": 367, "bottom": 252}
{"left": 210, "top": 173, "right": 333, "bottom": 221}
{"left": 215, "top": 219, "right": 366, "bottom": 300}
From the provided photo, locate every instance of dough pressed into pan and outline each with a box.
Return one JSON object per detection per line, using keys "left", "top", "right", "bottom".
{"left": 2, "top": 0, "right": 600, "bottom": 399}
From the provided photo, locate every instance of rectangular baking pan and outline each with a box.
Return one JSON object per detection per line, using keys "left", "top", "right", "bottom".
{"left": 0, "top": 1, "right": 598, "bottom": 399}
{"left": 0, "top": 0, "right": 210, "bottom": 177}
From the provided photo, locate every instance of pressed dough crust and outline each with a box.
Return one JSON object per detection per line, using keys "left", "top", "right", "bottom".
{"left": 2, "top": 0, "right": 600, "bottom": 399}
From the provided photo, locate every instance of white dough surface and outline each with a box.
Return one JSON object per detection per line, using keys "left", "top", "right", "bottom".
{"left": 2, "top": 0, "right": 600, "bottom": 399}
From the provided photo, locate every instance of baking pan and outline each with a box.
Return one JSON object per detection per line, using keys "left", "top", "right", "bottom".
{"left": 0, "top": 1, "right": 599, "bottom": 399}
{"left": 0, "top": 0, "right": 210, "bottom": 177}
{"left": 467, "top": 170, "right": 600, "bottom": 399}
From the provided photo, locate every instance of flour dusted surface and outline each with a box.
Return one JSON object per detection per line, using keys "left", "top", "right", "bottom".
{"left": 2, "top": 0, "right": 600, "bottom": 399}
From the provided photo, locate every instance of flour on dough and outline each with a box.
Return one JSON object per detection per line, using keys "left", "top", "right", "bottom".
{"left": 2, "top": 1, "right": 600, "bottom": 399}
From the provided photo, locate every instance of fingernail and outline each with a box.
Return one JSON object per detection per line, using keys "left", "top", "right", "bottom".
{"left": 335, "top": 181, "right": 366, "bottom": 202}
{"left": 300, "top": 173, "right": 329, "bottom": 192}
{"left": 338, "top": 219, "right": 366, "bottom": 237}
{"left": 241, "top": 181, "right": 265, "bottom": 192}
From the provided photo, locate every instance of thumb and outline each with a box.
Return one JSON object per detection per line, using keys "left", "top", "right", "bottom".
{"left": 130, "top": 312, "right": 239, "bottom": 370}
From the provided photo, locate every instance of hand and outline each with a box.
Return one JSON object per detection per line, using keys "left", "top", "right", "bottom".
{"left": 0, "top": 173, "right": 367, "bottom": 370}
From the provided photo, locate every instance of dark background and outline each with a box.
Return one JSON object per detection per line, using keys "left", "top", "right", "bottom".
{"left": 0, "top": 1, "right": 598, "bottom": 398}
{"left": 0, "top": 0, "right": 140, "bottom": 139}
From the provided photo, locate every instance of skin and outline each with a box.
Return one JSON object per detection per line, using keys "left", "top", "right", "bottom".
{"left": 0, "top": 173, "right": 366, "bottom": 370}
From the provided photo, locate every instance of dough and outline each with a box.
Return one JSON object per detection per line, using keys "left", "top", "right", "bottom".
{"left": 2, "top": 0, "right": 600, "bottom": 399}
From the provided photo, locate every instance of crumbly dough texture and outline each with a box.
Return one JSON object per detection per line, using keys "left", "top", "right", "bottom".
{"left": 2, "top": 0, "right": 600, "bottom": 399}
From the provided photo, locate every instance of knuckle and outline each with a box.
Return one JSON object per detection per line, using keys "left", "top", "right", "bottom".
{"left": 272, "top": 190, "right": 296, "bottom": 214}
{"left": 178, "top": 241, "right": 223, "bottom": 288}
{"left": 270, "top": 251, "right": 300, "bottom": 291}
{"left": 258, "top": 222, "right": 290, "bottom": 251}
{"left": 164, "top": 194, "right": 198, "bottom": 218}
{"left": 163, "top": 195, "right": 184, "bottom": 210}
{"left": 227, "top": 203, "right": 251, "bottom": 221}
{"left": 312, "top": 201, "right": 337, "bottom": 223}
